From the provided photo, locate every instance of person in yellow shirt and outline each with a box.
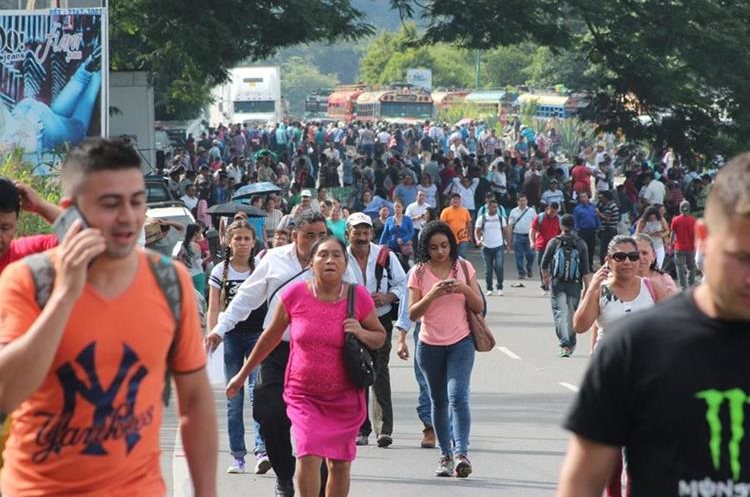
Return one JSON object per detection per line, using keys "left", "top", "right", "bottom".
{"left": 440, "top": 193, "right": 472, "bottom": 258}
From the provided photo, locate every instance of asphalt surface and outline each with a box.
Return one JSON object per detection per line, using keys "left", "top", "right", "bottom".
{"left": 160, "top": 250, "right": 591, "bottom": 496}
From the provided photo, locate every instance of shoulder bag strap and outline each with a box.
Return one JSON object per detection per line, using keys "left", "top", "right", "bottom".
{"left": 347, "top": 284, "right": 356, "bottom": 319}
{"left": 268, "top": 267, "right": 310, "bottom": 305}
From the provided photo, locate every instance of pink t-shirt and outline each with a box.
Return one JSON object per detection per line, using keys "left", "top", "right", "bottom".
{"left": 408, "top": 261, "right": 476, "bottom": 346}
{"left": 0, "top": 234, "right": 58, "bottom": 274}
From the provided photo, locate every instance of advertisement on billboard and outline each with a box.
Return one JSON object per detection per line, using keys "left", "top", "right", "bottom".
{"left": 406, "top": 68, "right": 432, "bottom": 91}
{"left": 0, "top": 8, "right": 107, "bottom": 168}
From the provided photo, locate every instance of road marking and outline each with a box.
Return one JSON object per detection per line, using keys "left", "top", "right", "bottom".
{"left": 559, "top": 382, "right": 580, "bottom": 393}
{"left": 497, "top": 346, "right": 521, "bottom": 360}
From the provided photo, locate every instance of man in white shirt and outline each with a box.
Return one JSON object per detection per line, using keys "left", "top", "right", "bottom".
{"left": 180, "top": 184, "right": 199, "bottom": 211}
{"left": 508, "top": 194, "right": 537, "bottom": 281}
{"left": 475, "top": 199, "right": 511, "bottom": 295}
{"left": 346, "top": 213, "right": 406, "bottom": 448}
{"left": 205, "top": 212, "right": 346, "bottom": 497}
{"left": 322, "top": 142, "right": 340, "bottom": 162}
{"left": 405, "top": 190, "right": 430, "bottom": 240}
{"left": 639, "top": 173, "right": 666, "bottom": 206}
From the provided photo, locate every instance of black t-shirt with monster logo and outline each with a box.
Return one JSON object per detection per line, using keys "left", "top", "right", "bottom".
{"left": 565, "top": 291, "right": 750, "bottom": 496}
{"left": 209, "top": 261, "right": 267, "bottom": 333}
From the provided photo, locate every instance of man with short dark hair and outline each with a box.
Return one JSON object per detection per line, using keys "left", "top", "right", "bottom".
{"left": 573, "top": 192, "right": 600, "bottom": 268}
{"left": 556, "top": 153, "right": 750, "bottom": 496}
{"left": 0, "top": 177, "right": 61, "bottom": 274}
{"left": 671, "top": 200, "right": 698, "bottom": 290}
{"left": 596, "top": 190, "right": 620, "bottom": 265}
{"left": 530, "top": 202, "right": 562, "bottom": 294}
{"left": 541, "top": 214, "right": 591, "bottom": 357}
{"left": 508, "top": 194, "right": 537, "bottom": 281}
{"left": 0, "top": 138, "right": 217, "bottom": 497}
{"left": 440, "top": 193, "right": 472, "bottom": 258}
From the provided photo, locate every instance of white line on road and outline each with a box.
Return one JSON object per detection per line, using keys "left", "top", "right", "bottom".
{"left": 497, "top": 346, "right": 521, "bottom": 359}
{"left": 559, "top": 382, "right": 580, "bottom": 393}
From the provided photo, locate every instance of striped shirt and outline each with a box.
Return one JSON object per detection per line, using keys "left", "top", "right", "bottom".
{"left": 598, "top": 200, "right": 620, "bottom": 230}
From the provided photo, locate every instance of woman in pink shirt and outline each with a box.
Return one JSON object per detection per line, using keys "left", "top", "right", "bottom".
{"left": 408, "top": 221, "right": 484, "bottom": 479}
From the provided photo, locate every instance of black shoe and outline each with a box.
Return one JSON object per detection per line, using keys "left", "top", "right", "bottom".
{"left": 275, "top": 479, "right": 295, "bottom": 497}
{"left": 377, "top": 434, "right": 393, "bottom": 448}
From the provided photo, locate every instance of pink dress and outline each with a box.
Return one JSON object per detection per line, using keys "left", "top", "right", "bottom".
{"left": 280, "top": 281, "right": 375, "bottom": 461}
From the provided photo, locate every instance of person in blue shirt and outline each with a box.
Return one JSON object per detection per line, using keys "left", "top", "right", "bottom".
{"left": 393, "top": 174, "right": 418, "bottom": 207}
{"left": 379, "top": 198, "right": 415, "bottom": 271}
{"left": 572, "top": 192, "right": 600, "bottom": 268}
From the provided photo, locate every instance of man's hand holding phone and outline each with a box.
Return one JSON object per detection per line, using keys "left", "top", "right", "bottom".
{"left": 54, "top": 220, "right": 106, "bottom": 302}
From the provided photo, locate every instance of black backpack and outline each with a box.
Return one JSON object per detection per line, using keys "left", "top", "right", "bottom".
{"left": 550, "top": 236, "right": 582, "bottom": 283}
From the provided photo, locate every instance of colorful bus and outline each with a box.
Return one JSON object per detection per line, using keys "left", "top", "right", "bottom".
{"left": 464, "top": 90, "right": 516, "bottom": 117}
{"left": 327, "top": 84, "right": 369, "bottom": 123}
{"left": 431, "top": 90, "right": 469, "bottom": 113}
{"left": 516, "top": 93, "right": 574, "bottom": 118}
{"left": 355, "top": 86, "right": 434, "bottom": 124}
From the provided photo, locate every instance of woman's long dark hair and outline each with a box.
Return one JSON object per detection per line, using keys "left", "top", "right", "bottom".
{"left": 183, "top": 223, "right": 202, "bottom": 259}
{"left": 415, "top": 221, "right": 459, "bottom": 265}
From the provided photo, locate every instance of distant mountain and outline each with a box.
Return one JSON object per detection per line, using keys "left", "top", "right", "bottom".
{"left": 352, "top": 0, "right": 424, "bottom": 30}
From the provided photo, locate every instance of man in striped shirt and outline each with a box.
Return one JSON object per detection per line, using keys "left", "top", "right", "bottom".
{"left": 596, "top": 190, "right": 620, "bottom": 265}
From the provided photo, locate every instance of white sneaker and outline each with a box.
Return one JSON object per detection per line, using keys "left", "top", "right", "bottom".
{"left": 485, "top": 289, "right": 495, "bottom": 296}
{"left": 227, "top": 456, "right": 246, "bottom": 474}
{"left": 496, "top": 289, "right": 504, "bottom": 296}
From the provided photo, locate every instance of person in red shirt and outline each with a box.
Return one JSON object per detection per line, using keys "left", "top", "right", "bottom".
{"left": 0, "top": 177, "right": 61, "bottom": 274}
{"left": 530, "top": 202, "right": 562, "bottom": 294}
{"left": 670, "top": 200, "right": 698, "bottom": 289}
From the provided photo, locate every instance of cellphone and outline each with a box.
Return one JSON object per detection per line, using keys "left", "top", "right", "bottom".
{"left": 52, "top": 205, "right": 89, "bottom": 241}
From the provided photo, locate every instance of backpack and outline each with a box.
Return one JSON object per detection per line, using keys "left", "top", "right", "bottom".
{"left": 374, "top": 246, "right": 399, "bottom": 321}
{"left": 550, "top": 236, "right": 582, "bottom": 283}
{"left": 23, "top": 250, "right": 184, "bottom": 406}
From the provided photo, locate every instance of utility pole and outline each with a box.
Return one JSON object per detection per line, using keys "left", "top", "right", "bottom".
{"left": 474, "top": 50, "right": 481, "bottom": 89}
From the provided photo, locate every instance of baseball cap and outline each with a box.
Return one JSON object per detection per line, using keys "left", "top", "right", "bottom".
{"left": 347, "top": 212, "right": 373, "bottom": 228}
{"left": 301, "top": 189, "right": 312, "bottom": 197}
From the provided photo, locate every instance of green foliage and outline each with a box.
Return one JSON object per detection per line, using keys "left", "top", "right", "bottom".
{"left": 390, "top": 0, "right": 750, "bottom": 158}
{"left": 281, "top": 57, "right": 340, "bottom": 118}
{"left": 480, "top": 45, "right": 532, "bottom": 88}
{"left": 109, "top": 0, "right": 375, "bottom": 120}
{"left": 0, "top": 151, "right": 60, "bottom": 236}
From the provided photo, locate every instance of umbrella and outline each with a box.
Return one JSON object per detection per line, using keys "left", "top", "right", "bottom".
{"left": 232, "top": 182, "right": 282, "bottom": 200}
{"left": 254, "top": 149, "right": 278, "bottom": 162}
{"left": 363, "top": 196, "right": 394, "bottom": 216}
{"left": 206, "top": 202, "right": 266, "bottom": 218}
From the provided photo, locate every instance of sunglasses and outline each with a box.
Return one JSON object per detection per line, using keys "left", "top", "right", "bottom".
{"left": 610, "top": 251, "right": 640, "bottom": 262}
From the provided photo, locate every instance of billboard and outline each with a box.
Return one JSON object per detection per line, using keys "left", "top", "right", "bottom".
{"left": 406, "top": 68, "right": 432, "bottom": 91}
{"left": 0, "top": 8, "right": 107, "bottom": 167}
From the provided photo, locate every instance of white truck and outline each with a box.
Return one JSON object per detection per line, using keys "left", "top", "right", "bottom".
{"left": 209, "top": 66, "right": 282, "bottom": 126}
{"left": 108, "top": 71, "right": 156, "bottom": 170}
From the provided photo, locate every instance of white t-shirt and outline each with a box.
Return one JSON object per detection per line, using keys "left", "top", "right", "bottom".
{"left": 475, "top": 213, "right": 508, "bottom": 249}
{"left": 180, "top": 195, "right": 198, "bottom": 211}
{"left": 416, "top": 184, "right": 437, "bottom": 208}
{"left": 209, "top": 260, "right": 252, "bottom": 299}
{"left": 450, "top": 177, "right": 479, "bottom": 210}
{"left": 405, "top": 201, "right": 429, "bottom": 230}
{"left": 640, "top": 180, "right": 666, "bottom": 205}
{"left": 508, "top": 206, "right": 536, "bottom": 235}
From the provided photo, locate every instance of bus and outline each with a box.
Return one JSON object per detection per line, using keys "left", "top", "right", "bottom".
{"left": 431, "top": 90, "right": 469, "bottom": 113}
{"left": 464, "top": 90, "right": 516, "bottom": 117}
{"left": 327, "top": 84, "right": 369, "bottom": 123}
{"left": 516, "top": 93, "right": 574, "bottom": 118}
{"left": 355, "top": 86, "right": 434, "bottom": 124}
{"left": 304, "top": 88, "right": 333, "bottom": 121}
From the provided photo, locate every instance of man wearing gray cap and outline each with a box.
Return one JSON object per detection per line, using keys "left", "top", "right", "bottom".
{"left": 670, "top": 200, "right": 698, "bottom": 290}
{"left": 346, "top": 212, "right": 407, "bottom": 448}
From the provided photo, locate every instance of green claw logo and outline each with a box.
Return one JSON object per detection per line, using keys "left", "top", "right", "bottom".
{"left": 696, "top": 389, "right": 748, "bottom": 481}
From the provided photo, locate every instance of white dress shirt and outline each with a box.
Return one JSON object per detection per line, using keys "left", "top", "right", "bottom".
{"left": 346, "top": 242, "right": 407, "bottom": 318}
{"left": 213, "top": 242, "right": 357, "bottom": 341}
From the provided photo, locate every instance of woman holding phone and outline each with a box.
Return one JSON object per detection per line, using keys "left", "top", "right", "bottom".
{"left": 407, "top": 221, "right": 484, "bottom": 478}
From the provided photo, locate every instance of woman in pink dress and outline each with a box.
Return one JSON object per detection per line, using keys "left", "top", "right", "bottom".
{"left": 226, "top": 236, "right": 385, "bottom": 497}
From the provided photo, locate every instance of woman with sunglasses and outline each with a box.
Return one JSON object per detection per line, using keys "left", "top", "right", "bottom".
{"left": 572, "top": 234, "right": 667, "bottom": 497}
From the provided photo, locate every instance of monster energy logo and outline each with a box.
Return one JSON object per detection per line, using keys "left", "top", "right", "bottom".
{"left": 697, "top": 389, "right": 750, "bottom": 481}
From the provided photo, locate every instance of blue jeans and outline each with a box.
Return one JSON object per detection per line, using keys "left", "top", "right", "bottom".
{"left": 481, "top": 245, "right": 505, "bottom": 291}
{"left": 512, "top": 234, "right": 535, "bottom": 278}
{"left": 550, "top": 281, "right": 581, "bottom": 349}
{"left": 413, "top": 323, "right": 432, "bottom": 427}
{"left": 417, "top": 335, "right": 475, "bottom": 457}
{"left": 224, "top": 330, "right": 265, "bottom": 457}
{"left": 457, "top": 241, "right": 471, "bottom": 259}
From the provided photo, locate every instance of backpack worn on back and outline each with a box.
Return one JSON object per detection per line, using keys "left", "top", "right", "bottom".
{"left": 23, "top": 250, "right": 183, "bottom": 406}
{"left": 550, "top": 236, "right": 581, "bottom": 283}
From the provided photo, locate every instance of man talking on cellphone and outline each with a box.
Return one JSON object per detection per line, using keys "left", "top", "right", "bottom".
{"left": 0, "top": 138, "right": 217, "bottom": 497}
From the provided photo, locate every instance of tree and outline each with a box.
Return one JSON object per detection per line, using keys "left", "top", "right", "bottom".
{"left": 480, "top": 44, "right": 533, "bottom": 88}
{"left": 359, "top": 23, "right": 474, "bottom": 87}
{"left": 281, "top": 57, "right": 340, "bottom": 118}
{"left": 109, "top": 0, "right": 374, "bottom": 120}
{"left": 391, "top": 0, "right": 750, "bottom": 159}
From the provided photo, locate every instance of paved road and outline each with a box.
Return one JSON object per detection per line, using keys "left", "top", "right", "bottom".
{"left": 160, "top": 250, "right": 591, "bottom": 496}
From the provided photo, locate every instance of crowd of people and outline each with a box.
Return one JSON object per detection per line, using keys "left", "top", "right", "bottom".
{"left": 0, "top": 112, "right": 734, "bottom": 497}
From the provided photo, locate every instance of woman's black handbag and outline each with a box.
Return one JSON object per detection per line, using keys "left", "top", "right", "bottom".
{"left": 343, "top": 285, "right": 376, "bottom": 388}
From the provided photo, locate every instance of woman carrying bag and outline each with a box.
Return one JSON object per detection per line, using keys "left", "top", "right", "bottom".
{"left": 226, "top": 237, "right": 385, "bottom": 497}
{"left": 408, "top": 221, "right": 484, "bottom": 478}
